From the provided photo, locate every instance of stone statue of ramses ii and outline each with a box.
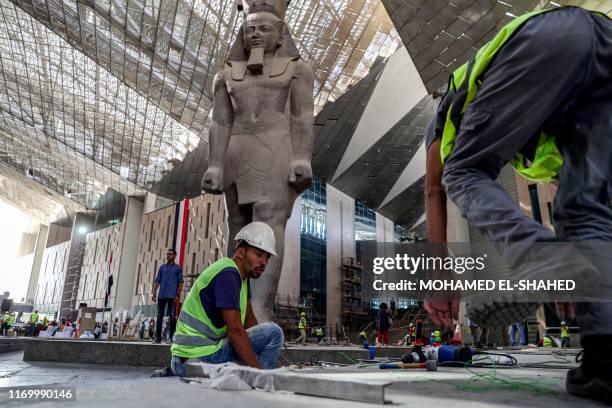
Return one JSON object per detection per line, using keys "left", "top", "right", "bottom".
{"left": 202, "top": 0, "right": 314, "bottom": 321}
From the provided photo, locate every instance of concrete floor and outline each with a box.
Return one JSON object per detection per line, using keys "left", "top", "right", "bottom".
{"left": 0, "top": 350, "right": 607, "bottom": 407}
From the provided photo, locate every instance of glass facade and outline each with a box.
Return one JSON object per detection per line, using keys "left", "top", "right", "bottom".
{"left": 300, "top": 177, "right": 327, "bottom": 317}
{"left": 354, "top": 201, "right": 376, "bottom": 263}
{"left": 394, "top": 223, "right": 407, "bottom": 242}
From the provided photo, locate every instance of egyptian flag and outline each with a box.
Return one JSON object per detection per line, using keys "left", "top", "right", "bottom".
{"left": 172, "top": 196, "right": 190, "bottom": 267}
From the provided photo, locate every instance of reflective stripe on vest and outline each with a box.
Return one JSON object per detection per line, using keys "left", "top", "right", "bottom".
{"left": 171, "top": 257, "right": 247, "bottom": 359}
{"left": 438, "top": 7, "right": 611, "bottom": 182}
{"left": 177, "top": 310, "right": 227, "bottom": 341}
{"left": 174, "top": 334, "right": 224, "bottom": 347}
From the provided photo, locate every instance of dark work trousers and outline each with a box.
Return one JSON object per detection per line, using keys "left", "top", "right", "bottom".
{"left": 156, "top": 298, "right": 176, "bottom": 341}
{"left": 442, "top": 8, "right": 612, "bottom": 338}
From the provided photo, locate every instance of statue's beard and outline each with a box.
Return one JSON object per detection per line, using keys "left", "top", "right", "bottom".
{"left": 247, "top": 47, "right": 265, "bottom": 72}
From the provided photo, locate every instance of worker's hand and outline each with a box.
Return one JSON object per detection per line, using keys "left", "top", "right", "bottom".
{"left": 152, "top": 293, "right": 157, "bottom": 302}
{"left": 289, "top": 159, "right": 312, "bottom": 193}
{"left": 424, "top": 299, "right": 459, "bottom": 329}
{"left": 423, "top": 267, "right": 460, "bottom": 328}
{"left": 202, "top": 166, "right": 224, "bottom": 193}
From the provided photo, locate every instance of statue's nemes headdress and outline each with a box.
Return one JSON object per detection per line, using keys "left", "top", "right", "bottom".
{"left": 228, "top": 0, "right": 299, "bottom": 62}
{"left": 236, "top": 0, "right": 289, "bottom": 20}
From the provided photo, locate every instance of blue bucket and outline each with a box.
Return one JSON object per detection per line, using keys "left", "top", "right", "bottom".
{"left": 437, "top": 345, "right": 457, "bottom": 364}
{"left": 437, "top": 345, "right": 474, "bottom": 364}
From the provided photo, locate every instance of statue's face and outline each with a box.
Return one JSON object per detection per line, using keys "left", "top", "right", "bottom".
{"left": 243, "top": 12, "right": 283, "bottom": 53}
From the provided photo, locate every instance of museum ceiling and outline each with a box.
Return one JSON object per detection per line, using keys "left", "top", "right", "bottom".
{"left": 0, "top": 0, "right": 401, "bottom": 210}
{"left": 0, "top": 0, "right": 609, "bottom": 224}
{"left": 382, "top": 0, "right": 612, "bottom": 93}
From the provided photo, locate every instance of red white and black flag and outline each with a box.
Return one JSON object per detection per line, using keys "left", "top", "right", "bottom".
{"left": 172, "top": 196, "right": 190, "bottom": 267}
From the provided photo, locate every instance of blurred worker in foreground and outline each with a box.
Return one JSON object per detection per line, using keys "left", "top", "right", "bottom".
{"left": 170, "top": 222, "right": 283, "bottom": 375}
{"left": 424, "top": 6, "right": 611, "bottom": 403}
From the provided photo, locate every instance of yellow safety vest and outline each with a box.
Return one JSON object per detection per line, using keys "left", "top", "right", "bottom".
{"left": 171, "top": 257, "right": 247, "bottom": 359}
{"left": 298, "top": 317, "right": 307, "bottom": 329}
{"left": 560, "top": 326, "right": 570, "bottom": 338}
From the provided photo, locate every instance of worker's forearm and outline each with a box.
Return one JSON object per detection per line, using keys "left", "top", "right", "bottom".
{"left": 177, "top": 283, "right": 183, "bottom": 297}
{"left": 425, "top": 189, "right": 447, "bottom": 243}
{"left": 227, "top": 327, "right": 260, "bottom": 368}
{"left": 244, "top": 302, "right": 258, "bottom": 329}
{"left": 152, "top": 283, "right": 159, "bottom": 294}
{"left": 245, "top": 313, "right": 257, "bottom": 329}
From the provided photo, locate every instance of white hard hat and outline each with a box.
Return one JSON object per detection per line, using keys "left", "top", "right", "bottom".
{"left": 235, "top": 221, "right": 277, "bottom": 256}
{"left": 561, "top": 321, "right": 566, "bottom": 325}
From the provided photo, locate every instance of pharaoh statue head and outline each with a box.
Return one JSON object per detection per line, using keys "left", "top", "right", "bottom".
{"left": 228, "top": 0, "right": 299, "bottom": 66}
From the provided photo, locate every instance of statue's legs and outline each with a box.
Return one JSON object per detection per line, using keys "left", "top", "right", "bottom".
{"left": 250, "top": 197, "right": 295, "bottom": 322}
{"left": 224, "top": 184, "right": 252, "bottom": 256}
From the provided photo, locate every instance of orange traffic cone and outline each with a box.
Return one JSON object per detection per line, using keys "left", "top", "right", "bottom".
{"left": 451, "top": 323, "right": 462, "bottom": 345}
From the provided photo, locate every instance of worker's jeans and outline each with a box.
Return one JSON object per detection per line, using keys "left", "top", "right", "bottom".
{"left": 508, "top": 323, "right": 526, "bottom": 346}
{"left": 156, "top": 298, "right": 176, "bottom": 341}
{"left": 171, "top": 322, "right": 284, "bottom": 375}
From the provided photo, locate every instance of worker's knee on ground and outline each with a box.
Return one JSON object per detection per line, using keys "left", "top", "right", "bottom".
{"left": 259, "top": 322, "right": 284, "bottom": 346}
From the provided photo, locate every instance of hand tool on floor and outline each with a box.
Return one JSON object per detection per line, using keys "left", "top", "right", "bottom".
{"left": 379, "top": 360, "right": 437, "bottom": 371}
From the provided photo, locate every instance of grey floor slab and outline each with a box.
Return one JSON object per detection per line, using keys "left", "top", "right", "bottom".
{"left": 0, "top": 350, "right": 606, "bottom": 407}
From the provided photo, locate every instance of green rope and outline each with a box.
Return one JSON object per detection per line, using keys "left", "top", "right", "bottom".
{"left": 388, "top": 356, "right": 560, "bottom": 397}
{"left": 336, "top": 351, "right": 359, "bottom": 365}
{"left": 457, "top": 359, "right": 559, "bottom": 395}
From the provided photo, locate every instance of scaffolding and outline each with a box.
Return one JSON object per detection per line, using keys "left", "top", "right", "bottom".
{"left": 274, "top": 293, "right": 323, "bottom": 343}
{"left": 60, "top": 239, "right": 86, "bottom": 319}
{"left": 340, "top": 257, "right": 371, "bottom": 334}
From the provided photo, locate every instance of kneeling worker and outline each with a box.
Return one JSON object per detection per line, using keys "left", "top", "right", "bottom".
{"left": 171, "top": 221, "right": 284, "bottom": 375}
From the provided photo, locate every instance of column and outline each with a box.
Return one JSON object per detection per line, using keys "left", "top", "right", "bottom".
{"left": 277, "top": 197, "right": 301, "bottom": 303}
{"left": 26, "top": 224, "right": 49, "bottom": 305}
{"left": 113, "top": 196, "right": 144, "bottom": 315}
{"left": 326, "top": 185, "right": 355, "bottom": 330}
